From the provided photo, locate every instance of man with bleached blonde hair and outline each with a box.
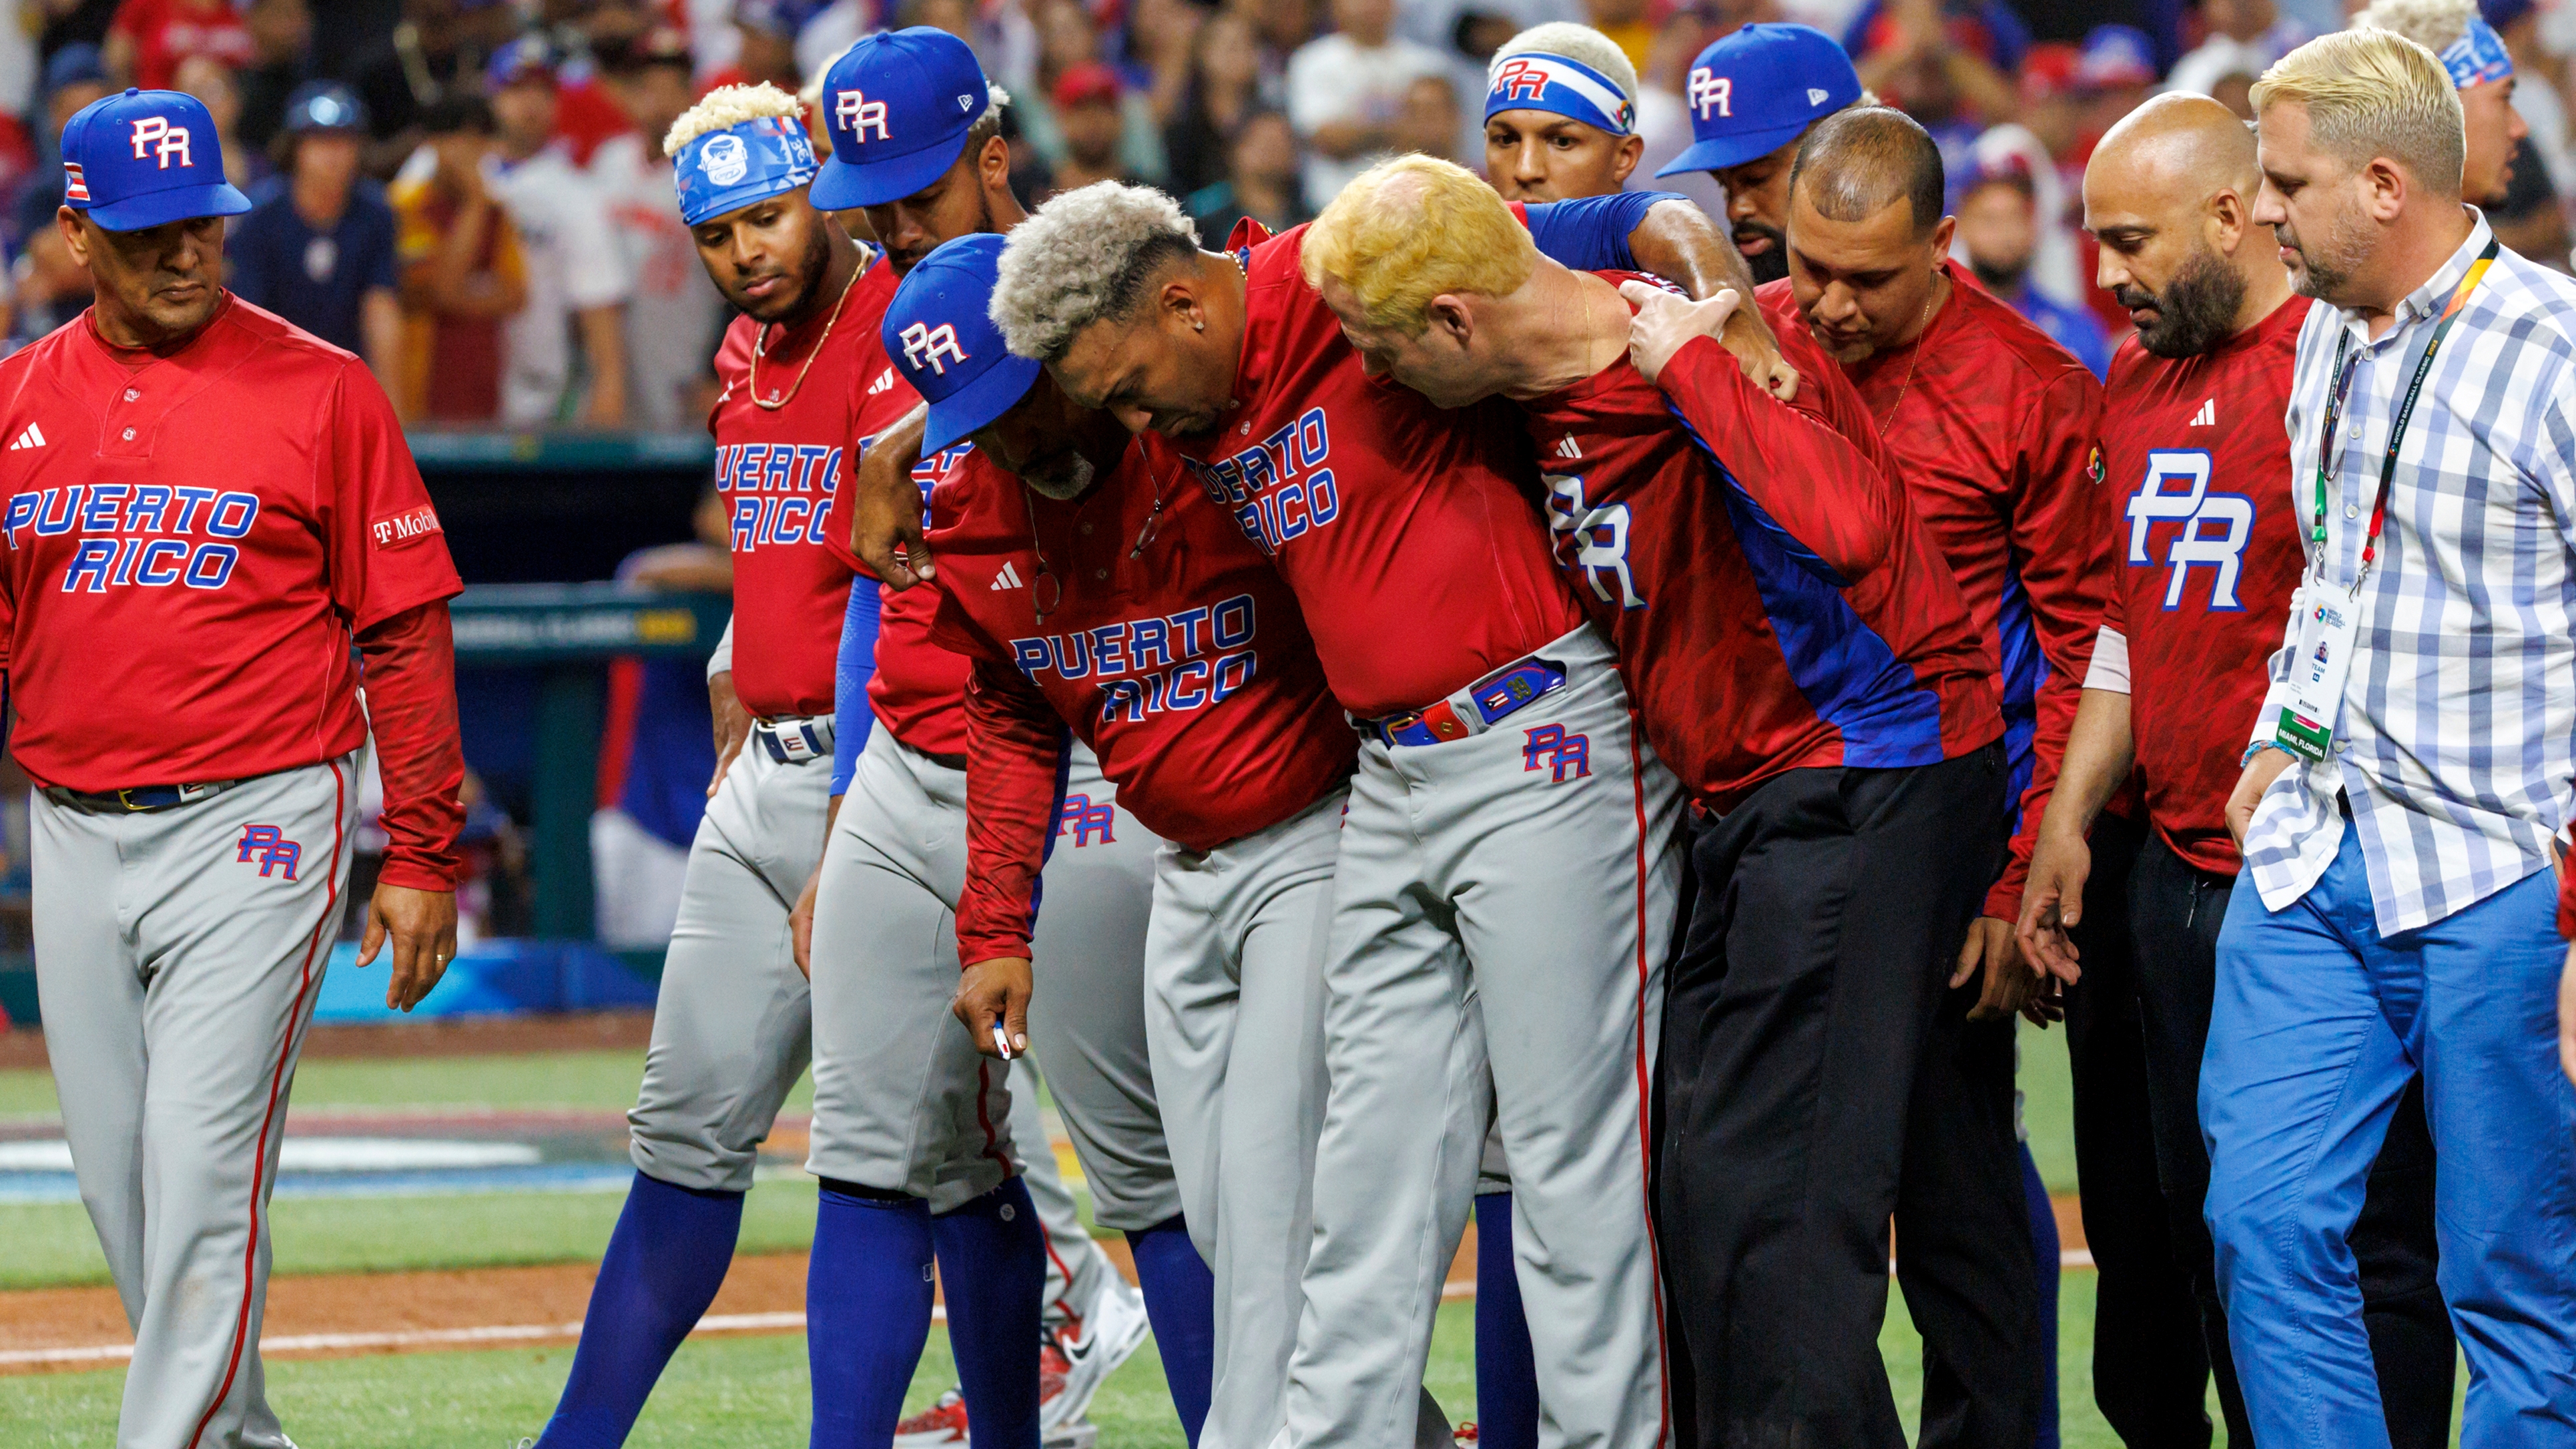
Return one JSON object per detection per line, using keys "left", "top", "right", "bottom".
{"left": 2207, "top": 27, "right": 2576, "bottom": 1446}
{"left": 1481, "top": 22, "right": 1646, "bottom": 202}
{"left": 1307, "top": 152, "right": 2011, "bottom": 1449}
{"left": 2354, "top": 0, "right": 2530, "bottom": 204}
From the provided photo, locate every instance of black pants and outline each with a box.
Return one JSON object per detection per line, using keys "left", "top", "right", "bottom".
{"left": 2127, "top": 834, "right": 2456, "bottom": 1448}
{"left": 1660, "top": 744, "right": 2006, "bottom": 1448}
{"left": 2057, "top": 810, "right": 2218, "bottom": 1447}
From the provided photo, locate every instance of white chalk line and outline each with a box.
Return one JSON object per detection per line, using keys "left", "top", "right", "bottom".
{"left": 0, "top": 1257, "right": 2097, "bottom": 1370}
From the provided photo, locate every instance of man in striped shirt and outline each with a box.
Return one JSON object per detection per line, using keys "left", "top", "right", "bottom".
{"left": 2212, "top": 29, "right": 2576, "bottom": 1446}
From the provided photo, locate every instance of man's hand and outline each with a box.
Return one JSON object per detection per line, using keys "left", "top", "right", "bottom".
{"left": 2015, "top": 826, "right": 2094, "bottom": 985}
{"left": 1720, "top": 304, "right": 1800, "bottom": 401}
{"left": 2559, "top": 944, "right": 2576, "bottom": 1087}
{"left": 952, "top": 956, "right": 1034, "bottom": 1058}
{"left": 789, "top": 865, "right": 823, "bottom": 978}
{"left": 357, "top": 884, "right": 459, "bottom": 1012}
{"left": 1620, "top": 281, "right": 1742, "bottom": 385}
{"left": 1951, "top": 915, "right": 2041, "bottom": 1022}
{"left": 707, "top": 669, "right": 751, "bottom": 798}
{"left": 2226, "top": 747, "right": 2296, "bottom": 848}
{"left": 853, "top": 404, "right": 932, "bottom": 589}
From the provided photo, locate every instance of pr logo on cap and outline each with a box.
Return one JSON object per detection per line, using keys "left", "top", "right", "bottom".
{"left": 901, "top": 321, "right": 968, "bottom": 375}
{"left": 1689, "top": 68, "right": 1731, "bottom": 119}
{"left": 128, "top": 115, "right": 192, "bottom": 168}
{"left": 836, "top": 89, "right": 891, "bottom": 142}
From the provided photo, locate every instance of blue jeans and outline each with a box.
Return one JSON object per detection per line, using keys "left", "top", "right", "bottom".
{"left": 2205, "top": 826, "right": 2576, "bottom": 1446}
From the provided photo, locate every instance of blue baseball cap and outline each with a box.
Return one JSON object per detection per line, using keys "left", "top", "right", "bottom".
{"left": 486, "top": 34, "right": 557, "bottom": 93}
{"left": 810, "top": 27, "right": 992, "bottom": 210}
{"left": 672, "top": 110, "right": 820, "bottom": 227}
{"left": 1485, "top": 51, "right": 1634, "bottom": 135}
{"left": 1656, "top": 24, "right": 1860, "bottom": 178}
{"left": 883, "top": 234, "right": 1040, "bottom": 455}
{"left": 60, "top": 88, "right": 251, "bottom": 232}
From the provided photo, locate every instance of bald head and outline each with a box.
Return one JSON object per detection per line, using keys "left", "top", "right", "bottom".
{"left": 2090, "top": 92, "right": 2260, "bottom": 215}
{"left": 1790, "top": 106, "right": 1944, "bottom": 239}
{"left": 2084, "top": 91, "right": 2282, "bottom": 357}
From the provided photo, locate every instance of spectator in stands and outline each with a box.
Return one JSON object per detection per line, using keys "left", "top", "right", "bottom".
{"left": 388, "top": 93, "right": 525, "bottom": 422}
{"left": 1955, "top": 158, "right": 2113, "bottom": 374}
{"left": 2015, "top": 40, "right": 2085, "bottom": 163}
{"left": 1584, "top": 0, "right": 1653, "bottom": 75}
{"left": 594, "top": 487, "right": 726, "bottom": 948}
{"left": 2165, "top": 0, "right": 2313, "bottom": 97}
{"left": 2071, "top": 25, "right": 2160, "bottom": 164}
{"left": 7, "top": 219, "right": 89, "bottom": 348}
{"left": 593, "top": 26, "right": 723, "bottom": 431}
{"left": 1043, "top": 61, "right": 1138, "bottom": 198}
{"left": 1014, "top": 0, "right": 1169, "bottom": 184}
{"left": 234, "top": 0, "right": 310, "bottom": 156}
{"left": 356, "top": 0, "right": 521, "bottom": 175}
{"left": 174, "top": 52, "right": 260, "bottom": 192}
{"left": 229, "top": 82, "right": 400, "bottom": 382}
{"left": 482, "top": 34, "right": 630, "bottom": 426}
{"left": 11, "top": 43, "right": 110, "bottom": 244}
{"left": 1632, "top": 9, "right": 1731, "bottom": 218}
{"left": 1851, "top": 0, "right": 2025, "bottom": 155}
{"left": 1120, "top": 0, "right": 1210, "bottom": 131}
{"left": 1247, "top": 0, "right": 1321, "bottom": 65}
{"left": 1164, "top": 6, "right": 1273, "bottom": 197}
{"left": 1188, "top": 107, "right": 1308, "bottom": 239}
{"left": 104, "top": 0, "right": 252, "bottom": 91}
{"left": 715, "top": 0, "right": 803, "bottom": 92}
{"left": 1286, "top": 0, "right": 1450, "bottom": 208}
{"left": 1393, "top": 71, "right": 1465, "bottom": 164}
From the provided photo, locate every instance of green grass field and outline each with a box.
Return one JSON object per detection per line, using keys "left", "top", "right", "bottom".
{"left": 0, "top": 1025, "right": 2114, "bottom": 1443}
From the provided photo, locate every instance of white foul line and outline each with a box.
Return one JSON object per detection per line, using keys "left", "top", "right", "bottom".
{"left": 0, "top": 1266, "right": 2090, "bottom": 1372}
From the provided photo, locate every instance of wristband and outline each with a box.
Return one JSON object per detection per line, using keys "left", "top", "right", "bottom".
{"left": 2240, "top": 740, "right": 2297, "bottom": 768}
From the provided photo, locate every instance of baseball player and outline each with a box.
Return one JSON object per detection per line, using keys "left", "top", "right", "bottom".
{"left": 1481, "top": 25, "right": 1645, "bottom": 204}
{"left": 2018, "top": 93, "right": 2453, "bottom": 1446}
{"left": 5, "top": 87, "right": 464, "bottom": 1449}
{"left": 1301, "top": 154, "right": 2007, "bottom": 1448}
{"left": 788, "top": 33, "right": 1206, "bottom": 1449}
{"left": 872, "top": 231, "right": 1357, "bottom": 1449}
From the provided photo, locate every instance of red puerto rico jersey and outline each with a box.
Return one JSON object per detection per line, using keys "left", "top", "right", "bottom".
{"left": 822, "top": 250, "right": 970, "bottom": 755}
{"left": 1169, "top": 220, "right": 1585, "bottom": 718}
{"left": 2100, "top": 296, "right": 2311, "bottom": 876}
{"left": 1764, "top": 265, "right": 2112, "bottom": 922}
{"left": 0, "top": 298, "right": 461, "bottom": 790}
{"left": 928, "top": 436, "right": 1355, "bottom": 964}
{"left": 1526, "top": 292, "right": 1999, "bottom": 810}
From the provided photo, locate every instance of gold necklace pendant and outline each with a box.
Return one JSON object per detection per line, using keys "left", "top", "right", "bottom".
{"left": 749, "top": 257, "right": 866, "bottom": 412}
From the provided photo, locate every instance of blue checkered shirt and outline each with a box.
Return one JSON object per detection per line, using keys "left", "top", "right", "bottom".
{"left": 2245, "top": 216, "right": 2576, "bottom": 934}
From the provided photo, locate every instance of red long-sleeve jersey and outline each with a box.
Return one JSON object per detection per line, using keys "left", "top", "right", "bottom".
{"left": 928, "top": 437, "right": 1355, "bottom": 966}
{"left": 1168, "top": 221, "right": 1586, "bottom": 718}
{"left": 1763, "top": 265, "right": 2112, "bottom": 922}
{"left": 2096, "top": 296, "right": 2310, "bottom": 876}
{"left": 1524, "top": 302, "right": 1999, "bottom": 809}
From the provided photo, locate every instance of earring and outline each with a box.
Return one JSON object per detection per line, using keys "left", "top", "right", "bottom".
{"left": 1193, "top": 318, "right": 1205, "bottom": 332}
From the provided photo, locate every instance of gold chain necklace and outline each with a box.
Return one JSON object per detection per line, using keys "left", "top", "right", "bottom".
{"left": 748, "top": 255, "right": 866, "bottom": 410}
{"left": 1871, "top": 278, "right": 1941, "bottom": 434}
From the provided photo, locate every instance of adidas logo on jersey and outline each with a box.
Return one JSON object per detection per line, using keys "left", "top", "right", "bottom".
{"left": 1556, "top": 436, "right": 1582, "bottom": 460}
{"left": 868, "top": 368, "right": 896, "bottom": 396}
{"left": 7, "top": 422, "right": 45, "bottom": 451}
{"left": 992, "top": 561, "right": 1025, "bottom": 591}
{"left": 2189, "top": 399, "right": 2216, "bottom": 426}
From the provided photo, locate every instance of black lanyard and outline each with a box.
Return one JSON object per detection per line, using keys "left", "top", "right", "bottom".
{"left": 2310, "top": 239, "right": 2501, "bottom": 589}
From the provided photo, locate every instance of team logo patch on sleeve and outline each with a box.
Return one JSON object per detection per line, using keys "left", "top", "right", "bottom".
{"left": 236, "top": 824, "right": 302, "bottom": 880}
{"left": 371, "top": 505, "right": 443, "bottom": 549}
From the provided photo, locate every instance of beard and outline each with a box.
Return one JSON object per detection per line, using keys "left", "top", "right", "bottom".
{"left": 890, "top": 191, "right": 997, "bottom": 276}
{"left": 1736, "top": 220, "right": 1789, "bottom": 286}
{"left": 2118, "top": 244, "right": 2248, "bottom": 359}
{"left": 2278, "top": 204, "right": 2371, "bottom": 304}
{"left": 1020, "top": 451, "right": 1096, "bottom": 500}
{"left": 1969, "top": 254, "right": 2028, "bottom": 294}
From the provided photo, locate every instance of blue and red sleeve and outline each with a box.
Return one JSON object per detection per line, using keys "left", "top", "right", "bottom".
{"left": 956, "top": 657, "right": 1072, "bottom": 968}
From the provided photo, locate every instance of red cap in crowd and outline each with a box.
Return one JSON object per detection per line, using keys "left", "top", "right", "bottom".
{"left": 1053, "top": 61, "right": 1122, "bottom": 109}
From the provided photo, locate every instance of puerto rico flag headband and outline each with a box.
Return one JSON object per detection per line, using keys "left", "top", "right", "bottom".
{"left": 673, "top": 113, "right": 820, "bottom": 228}
{"left": 2441, "top": 15, "right": 2514, "bottom": 89}
{"left": 1486, "top": 52, "right": 1636, "bottom": 136}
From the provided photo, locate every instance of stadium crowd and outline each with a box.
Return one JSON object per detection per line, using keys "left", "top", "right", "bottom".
{"left": 1, "top": 0, "right": 2573, "bottom": 427}
{"left": 16, "top": 3, "right": 2576, "bottom": 1449}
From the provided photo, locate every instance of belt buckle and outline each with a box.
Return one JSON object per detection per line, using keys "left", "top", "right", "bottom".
{"left": 115, "top": 788, "right": 147, "bottom": 812}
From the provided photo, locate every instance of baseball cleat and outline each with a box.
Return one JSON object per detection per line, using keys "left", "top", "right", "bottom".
{"left": 894, "top": 1388, "right": 971, "bottom": 1447}
{"left": 1044, "top": 1275, "right": 1153, "bottom": 1432}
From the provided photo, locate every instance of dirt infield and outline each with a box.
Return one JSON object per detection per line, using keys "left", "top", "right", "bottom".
{"left": 0, "top": 1010, "right": 657, "bottom": 1072}
{"left": 0, "top": 1235, "right": 1477, "bottom": 1376}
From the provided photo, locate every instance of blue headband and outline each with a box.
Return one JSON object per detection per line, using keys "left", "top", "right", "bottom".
{"left": 1485, "top": 52, "right": 1634, "bottom": 136}
{"left": 2442, "top": 15, "right": 2514, "bottom": 88}
{"left": 673, "top": 113, "right": 820, "bottom": 226}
